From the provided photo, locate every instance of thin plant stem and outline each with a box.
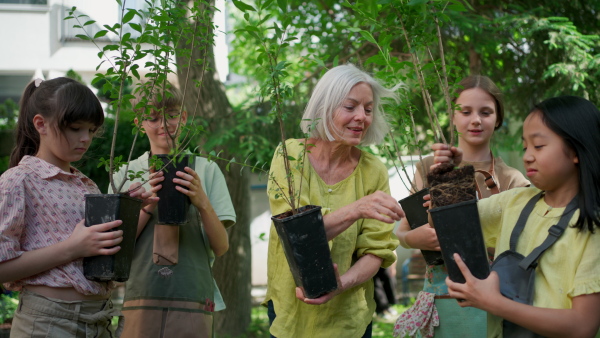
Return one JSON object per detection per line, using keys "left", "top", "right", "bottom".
{"left": 397, "top": 13, "right": 445, "bottom": 144}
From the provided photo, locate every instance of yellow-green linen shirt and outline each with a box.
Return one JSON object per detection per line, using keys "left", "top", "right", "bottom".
{"left": 265, "top": 139, "right": 399, "bottom": 337}
{"left": 478, "top": 187, "right": 600, "bottom": 337}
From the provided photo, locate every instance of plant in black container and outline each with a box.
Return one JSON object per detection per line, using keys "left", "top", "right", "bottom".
{"left": 236, "top": 3, "right": 337, "bottom": 299}
{"left": 427, "top": 163, "right": 490, "bottom": 282}
{"left": 65, "top": 3, "right": 146, "bottom": 282}
{"left": 367, "top": 3, "right": 461, "bottom": 266}
{"left": 66, "top": 1, "right": 207, "bottom": 281}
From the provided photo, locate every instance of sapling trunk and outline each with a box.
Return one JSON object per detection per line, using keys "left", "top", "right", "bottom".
{"left": 428, "top": 8, "right": 456, "bottom": 146}
{"left": 397, "top": 9, "right": 447, "bottom": 145}
{"left": 257, "top": 10, "right": 301, "bottom": 215}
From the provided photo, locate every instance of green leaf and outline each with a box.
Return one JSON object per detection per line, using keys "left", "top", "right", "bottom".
{"left": 365, "top": 54, "right": 387, "bottom": 67}
{"left": 83, "top": 20, "right": 96, "bottom": 26}
{"left": 129, "top": 23, "right": 143, "bottom": 33}
{"left": 122, "top": 10, "right": 136, "bottom": 24}
{"left": 261, "top": 0, "right": 275, "bottom": 11}
{"left": 277, "top": 0, "right": 287, "bottom": 11}
{"left": 93, "top": 30, "right": 108, "bottom": 39}
{"left": 359, "top": 30, "right": 377, "bottom": 45}
{"left": 76, "top": 34, "right": 91, "bottom": 41}
{"left": 232, "top": 0, "right": 256, "bottom": 13}
{"left": 103, "top": 44, "right": 119, "bottom": 51}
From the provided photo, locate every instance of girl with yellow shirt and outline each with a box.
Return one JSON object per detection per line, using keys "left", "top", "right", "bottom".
{"left": 433, "top": 96, "right": 600, "bottom": 337}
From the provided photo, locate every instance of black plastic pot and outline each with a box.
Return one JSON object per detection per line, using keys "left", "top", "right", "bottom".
{"left": 429, "top": 199, "right": 490, "bottom": 283}
{"left": 271, "top": 205, "right": 338, "bottom": 299}
{"left": 83, "top": 193, "right": 141, "bottom": 282}
{"left": 154, "top": 154, "right": 193, "bottom": 225}
{"left": 399, "top": 188, "right": 444, "bottom": 265}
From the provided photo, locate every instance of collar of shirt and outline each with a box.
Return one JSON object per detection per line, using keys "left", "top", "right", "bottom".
{"left": 20, "top": 155, "right": 91, "bottom": 183}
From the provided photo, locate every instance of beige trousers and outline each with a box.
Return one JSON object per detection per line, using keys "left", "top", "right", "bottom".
{"left": 10, "top": 290, "right": 122, "bottom": 338}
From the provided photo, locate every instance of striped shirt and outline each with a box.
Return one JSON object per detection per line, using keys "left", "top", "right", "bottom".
{"left": 0, "top": 156, "right": 111, "bottom": 296}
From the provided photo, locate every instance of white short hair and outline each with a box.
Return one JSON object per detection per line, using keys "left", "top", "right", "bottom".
{"left": 300, "top": 64, "right": 397, "bottom": 145}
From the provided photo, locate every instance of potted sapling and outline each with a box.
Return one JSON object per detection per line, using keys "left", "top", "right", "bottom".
{"left": 235, "top": 2, "right": 337, "bottom": 299}
{"left": 396, "top": 6, "right": 489, "bottom": 282}
{"left": 65, "top": 5, "right": 147, "bottom": 282}
{"left": 65, "top": 1, "right": 209, "bottom": 281}
{"left": 362, "top": 1, "right": 489, "bottom": 281}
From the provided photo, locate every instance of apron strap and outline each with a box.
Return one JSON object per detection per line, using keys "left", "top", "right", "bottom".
{"left": 519, "top": 197, "right": 578, "bottom": 270}
{"left": 509, "top": 191, "right": 578, "bottom": 268}
{"left": 509, "top": 192, "right": 544, "bottom": 251}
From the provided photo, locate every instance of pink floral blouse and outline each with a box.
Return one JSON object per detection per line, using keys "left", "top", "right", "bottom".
{"left": 0, "top": 156, "right": 111, "bottom": 296}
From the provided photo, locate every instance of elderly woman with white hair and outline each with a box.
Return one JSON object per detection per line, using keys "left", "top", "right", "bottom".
{"left": 264, "top": 64, "right": 404, "bottom": 337}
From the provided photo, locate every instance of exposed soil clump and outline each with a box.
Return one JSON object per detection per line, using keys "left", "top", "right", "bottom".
{"left": 427, "top": 163, "right": 477, "bottom": 208}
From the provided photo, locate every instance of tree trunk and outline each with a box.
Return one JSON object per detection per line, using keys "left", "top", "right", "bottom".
{"left": 469, "top": 45, "right": 482, "bottom": 75}
{"left": 175, "top": 1, "right": 252, "bottom": 335}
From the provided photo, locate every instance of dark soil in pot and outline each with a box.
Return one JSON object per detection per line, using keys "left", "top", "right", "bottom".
{"left": 427, "top": 163, "right": 477, "bottom": 208}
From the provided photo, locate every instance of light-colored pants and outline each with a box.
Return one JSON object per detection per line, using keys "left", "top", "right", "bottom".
{"left": 10, "top": 290, "right": 122, "bottom": 338}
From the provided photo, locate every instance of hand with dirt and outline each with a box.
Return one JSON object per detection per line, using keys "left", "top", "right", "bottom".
{"left": 431, "top": 143, "right": 463, "bottom": 170}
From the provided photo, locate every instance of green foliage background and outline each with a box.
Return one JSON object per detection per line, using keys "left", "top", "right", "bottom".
{"left": 225, "top": 0, "right": 600, "bottom": 167}
{"left": 0, "top": 1, "right": 598, "bottom": 334}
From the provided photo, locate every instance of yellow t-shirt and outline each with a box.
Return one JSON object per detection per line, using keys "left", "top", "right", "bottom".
{"left": 478, "top": 187, "right": 600, "bottom": 337}
{"left": 265, "top": 139, "right": 399, "bottom": 337}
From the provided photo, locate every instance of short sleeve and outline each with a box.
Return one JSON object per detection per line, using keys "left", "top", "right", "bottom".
{"left": 200, "top": 158, "right": 236, "bottom": 228}
{"left": 355, "top": 156, "right": 399, "bottom": 268}
{"left": 570, "top": 229, "right": 600, "bottom": 298}
{"left": 477, "top": 193, "right": 505, "bottom": 248}
{"left": 0, "top": 174, "right": 26, "bottom": 263}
